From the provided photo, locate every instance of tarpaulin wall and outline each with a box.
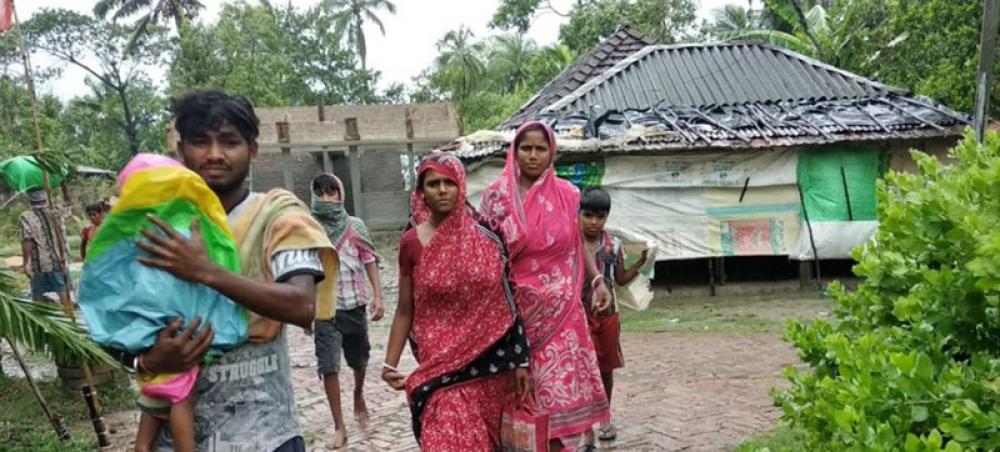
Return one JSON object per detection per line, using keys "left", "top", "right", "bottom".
{"left": 791, "top": 148, "right": 885, "bottom": 259}
{"left": 465, "top": 148, "right": 882, "bottom": 261}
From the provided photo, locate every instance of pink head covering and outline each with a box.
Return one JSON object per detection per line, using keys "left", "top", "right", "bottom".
{"left": 480, "top": 121, "right": 580, "bottom": 261}
{"left": 118, "top": 153, "right": 184, "bottom": 188}
{"left": 478, "top": 121, "right": 610, "bottom": 439}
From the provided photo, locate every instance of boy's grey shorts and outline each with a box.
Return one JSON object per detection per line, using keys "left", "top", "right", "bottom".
{"left": 313, "top": 306, "right": 370, "bottom": 376}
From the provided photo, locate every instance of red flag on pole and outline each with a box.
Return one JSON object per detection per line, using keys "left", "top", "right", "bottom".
{"left": 0, "top": 0, "right": 13, "bottom": 33}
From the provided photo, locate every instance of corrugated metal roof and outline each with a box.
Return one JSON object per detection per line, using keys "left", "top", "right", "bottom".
{"left": 500, "top": 28, "right": 653, "bottom": 129}
{"left": 451, "top": 94, "right": 970, "bottom": 162}
{"left": 544, "top": 43, "right": 904, "bottom": 116}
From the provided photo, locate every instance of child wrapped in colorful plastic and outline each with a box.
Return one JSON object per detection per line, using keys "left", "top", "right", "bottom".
{"left": 78, "top": 153, "right": 249, "bottom": 452}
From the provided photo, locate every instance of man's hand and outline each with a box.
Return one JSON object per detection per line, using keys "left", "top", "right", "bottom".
{"left": 23, "top": 263, "right": 32, "bottom": 279}
{"left": 594, "top": 280, "right": 613, "bottom": 313}
{"left": 370, "top": 296, "right": 386, "bottom": 322}
{"left": 141, "top": 318, "right": 214, "bottom": 375}
{"left": 381, "top": 370, "right": 406, "bottom": 391}
{"left": 137, "top": 216, "right": 218, "bottom": 284}
{"left": 514, "top": 367, "right": 532, "bottom": 402}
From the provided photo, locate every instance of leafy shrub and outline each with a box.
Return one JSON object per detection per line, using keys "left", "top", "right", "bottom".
{"left": 774, "top": 131, "right": 1000, "bottom": 451}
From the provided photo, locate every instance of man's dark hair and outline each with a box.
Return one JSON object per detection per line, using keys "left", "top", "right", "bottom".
{"left": 312, "top": 174, "right": 340, "bottom": 195}
{"left": 85, "top": 202, "right": 104, "bottom": 214}
{"left": 580, "top": 187, "right": 612, "bottom": 214}
{"left": 172, "top": 90, "right": 260, "bottom": 143}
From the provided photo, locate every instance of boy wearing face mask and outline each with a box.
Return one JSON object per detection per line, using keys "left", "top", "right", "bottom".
{"left": 309, "top": 174, "right": 384, "bottom": 449}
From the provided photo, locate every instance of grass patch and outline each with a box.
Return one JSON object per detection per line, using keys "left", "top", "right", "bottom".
{"left": 620, "top": 305, "right": 784, "bottom": 333}
{"left": 618, "top": 292, "right": 831, "bottom": 334}
{"left": 0, "top": 373, "right": 136, "bottom": 451}
{"left": 735, "top": 424, "right": 808, "bottom": 451}
{"left": 0, "top": 236, "right": 82, "bottom": 259}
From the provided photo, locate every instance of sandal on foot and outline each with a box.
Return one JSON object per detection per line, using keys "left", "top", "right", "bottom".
{"left": 597, "top": 422, "right": 617, "bottom": 441}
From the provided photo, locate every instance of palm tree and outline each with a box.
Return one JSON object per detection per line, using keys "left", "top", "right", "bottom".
{"left": 532, "top": 44, "right": 575, "bottom": 82}
{"left": 489, "top": 34, "right": 537, "bottom": 94}
{"left": 721, "top": 0, "right": 858, "bottom": 66}
{"left": 93, "top": 0, "right": 204, "bottom": 49}
{"left": 710, "top": 4, "right": 760, "bottom": 38}
{"left": 323, "top": 0, "right": 397, "bottom": 71}
{"left": 435, "top": 27, "right": 485, "bottom": 101}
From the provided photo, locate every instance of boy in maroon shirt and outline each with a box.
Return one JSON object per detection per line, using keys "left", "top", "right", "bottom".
{"left": 579, "top": 188, "right": 648, "bottom": 445}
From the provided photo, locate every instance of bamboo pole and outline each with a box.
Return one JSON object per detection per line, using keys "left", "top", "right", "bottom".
{"left": 973, "top": 0, "right": 1000, "bottom": 143}
{"left": 10, "top": 2, "right": 110, "bottom": 447}
{"left": 6, "top": 339, "right": 71, "bottom": 442}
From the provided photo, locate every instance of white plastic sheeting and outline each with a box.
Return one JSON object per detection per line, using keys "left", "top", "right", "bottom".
{"left": 792, "top": 221, "right": 878, "bottom": 260}
{"left": 462, "top": 149, "right": 876, "bottom": 261}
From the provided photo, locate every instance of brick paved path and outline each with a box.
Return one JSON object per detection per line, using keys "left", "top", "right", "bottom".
{"left": 3, "top": 309, "right": 797, "bottom": 452}
{"left": 2, "top": 231, "right": 800, "bottom": 451}
{"left": 289, "top": 323, "right": 796, "bottom": 452}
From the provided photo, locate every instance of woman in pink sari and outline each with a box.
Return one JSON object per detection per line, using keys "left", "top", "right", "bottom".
{"left": 481, "top": 121, "right": 614, "bottom": 450}
{"left": 382, "top": 152, "right": 531, "bottom": 450}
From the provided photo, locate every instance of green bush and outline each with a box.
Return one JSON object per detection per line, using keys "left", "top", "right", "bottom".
{"left": 773, "top": 131, "right": 1000, "bottom": 451}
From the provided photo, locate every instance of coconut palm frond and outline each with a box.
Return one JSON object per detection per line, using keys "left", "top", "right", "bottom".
{"left": 0, "top": 270, "right": 118, "bottom": 368}
{"left": 723, "top": 29, "right": 814, "bottom": 56}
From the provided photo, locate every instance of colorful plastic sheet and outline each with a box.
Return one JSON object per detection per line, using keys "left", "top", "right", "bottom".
{"left": 79, "top": 158, "right": 247, "bottom": 353}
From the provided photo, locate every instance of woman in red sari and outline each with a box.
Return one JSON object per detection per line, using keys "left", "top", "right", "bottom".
{"left": 381, "top": 152, "right": 531, "bottom": 450}
{"left": 480, "top": 121, "right": 613, "bottom": 450}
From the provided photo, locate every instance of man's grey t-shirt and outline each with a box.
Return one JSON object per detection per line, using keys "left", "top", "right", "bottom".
{"left": 155, "top": 192, "right": 322, "bottom": 451}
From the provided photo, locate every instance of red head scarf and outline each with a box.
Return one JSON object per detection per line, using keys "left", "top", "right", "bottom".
{"left": 405, "top": 152, "right": 515, "bottom": 395}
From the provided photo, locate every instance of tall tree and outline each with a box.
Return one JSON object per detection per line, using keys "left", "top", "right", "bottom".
{"left": 489, "top": 34, "right": 537, "bottom": 94}
{"left": 721, "top": 0, "right": 864, "bottom": 67}
{"left": 167, "top": 2, "right": 380, "bottom": 106}
{"left": 528, "top": 44, "right": 576, "bottom": 88}
{"left": 92, "top": 0, "right": 204, "bottom": 47}
{"left": 559, "top": 0, "right": 698, "bottom": 54}
{"left": 490, "top": 0, "right": 544, "bottom": 32}
{"left": 60, "top": 78, "right": 167, "bottom": 168}
{"left": 843, "top": 0, "right": 995, "bottom": 116}
{"left": 322, "top": 0, "right": 396, "bottom": 71}
{"left": 23, "top": 9, "right": 167, "bottom": 156}
{"left": 432, "top": 26, "right": 485, "bottom": 101}
{"left": 709, "top": 4, "right": 760, "bottom": 37}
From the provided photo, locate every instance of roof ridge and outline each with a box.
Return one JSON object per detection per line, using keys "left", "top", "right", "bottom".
{"left": 499, "top": 28, "right": 653, "bottom": 129}
{"left": 543, "top": 43, "right": 908, "bottom": 113}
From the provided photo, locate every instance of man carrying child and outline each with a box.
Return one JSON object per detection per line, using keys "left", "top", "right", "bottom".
{"left": 106, "top": 90, "right": 339, "bottom": 452}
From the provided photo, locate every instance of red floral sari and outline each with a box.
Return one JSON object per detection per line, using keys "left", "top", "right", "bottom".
{"left": 480, "top": 121, "right": 610, "bottom": 442}
{"left": 404, "top": 152, "right": 530, "bottom": 450}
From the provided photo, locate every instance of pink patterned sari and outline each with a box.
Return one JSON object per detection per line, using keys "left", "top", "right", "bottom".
{"left": 480, "top": 121, "right": 610, "bottom": 442}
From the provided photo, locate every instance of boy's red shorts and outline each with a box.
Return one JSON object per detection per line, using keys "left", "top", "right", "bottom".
{"left": 587, "top": 310, "right": 624, "bottom": 373}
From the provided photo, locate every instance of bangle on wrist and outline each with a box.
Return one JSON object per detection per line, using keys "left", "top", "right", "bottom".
{"left": 382, "top": 362, "right": 399, "bottom": 373}
{"left": 590, "top": 274, "right": 604, "bottom": 289}
{"left": 137, "top": 354, "right": 154, "bottom": 375}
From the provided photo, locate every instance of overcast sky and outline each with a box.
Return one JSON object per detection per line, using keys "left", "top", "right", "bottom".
{"left": 17, "top": 0, "right": 733, "bottom": 100}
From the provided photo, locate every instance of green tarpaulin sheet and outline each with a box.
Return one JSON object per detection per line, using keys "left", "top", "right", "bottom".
{"left": 797, "top": 149, "right": 884, "bottom": 221}
{"left": 0, "top": 156, "right": 67, "bottom": 192}
{"left": 556, "top": 161, "right": 605, "bottom": 188}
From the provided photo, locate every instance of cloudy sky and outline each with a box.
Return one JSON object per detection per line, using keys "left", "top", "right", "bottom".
{"left": 17, "top": 0, "right": 733, "bottom": 100}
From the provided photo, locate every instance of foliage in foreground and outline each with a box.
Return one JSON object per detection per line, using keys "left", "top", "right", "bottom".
{"left": 0, "top": 266, "right": 117, "bottom": 368}
{"left": 773, "top": 131, "right": 1000, "bottom": 450}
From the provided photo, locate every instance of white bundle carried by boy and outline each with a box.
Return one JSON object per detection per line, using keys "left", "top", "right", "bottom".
{"left": 605, "top": 226, "right": 658, "bottom": 311}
